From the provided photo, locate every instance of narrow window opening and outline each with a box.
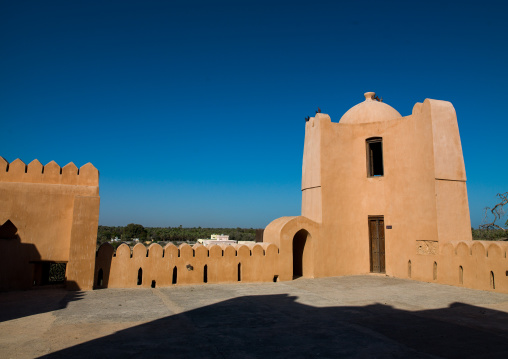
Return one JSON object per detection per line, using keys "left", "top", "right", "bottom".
{"left": 172, "top": 266, "right": 177, "bottom": 284}
{"left": 408, "top": 260, "right": 411, "bottom": 278}
{"left": 459, "top": 266, "right": 463, "bottom": 284}
{"left": 273, "top": 275, "right": 279, "bottom": 282}
{"left": 204, "top": 265, "right": 208, "bottom": 283}
{"left": 137, "top": 268, "right": 143, "bottom": 285}
{"left": 46, "top": 263, "right": 66, "bottom": 284}
{"left": 433, "top": 262, "right": 437, "bottom": 281}
{"left": 146, "top": 249, "right": 149, "bottom": 257}
{"left": 193, "top": 249, "right": 195, "bottom": 257}
{"left": 238, "top": 263, "right": 241, "bottom": 282}
{"left": 151, "top": 280, "right": 156, "bottom": 288}
{"left": 366, "top": 137, "right": 384, "bottom": 177}
{"left": 490, "top": 271, "right": 495, "bottom": 289}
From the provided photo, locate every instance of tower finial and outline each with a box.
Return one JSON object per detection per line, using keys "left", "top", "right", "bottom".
{"left": 364, "top": 92, "right": 376, "bottom": 101}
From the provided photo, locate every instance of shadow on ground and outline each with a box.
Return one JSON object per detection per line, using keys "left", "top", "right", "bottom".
{"left": 41, "top": 294, "right": 508, "bottom": 359}
{"left": 0, "top": 289, "right": 85, "bottom": 323}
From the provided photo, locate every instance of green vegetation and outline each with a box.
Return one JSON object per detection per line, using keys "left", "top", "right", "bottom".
{"left": 472, "top": 228, "right": 507, "bottom": 241}
{"left": 97, "top": 224, "right": 257, "bottom": 248}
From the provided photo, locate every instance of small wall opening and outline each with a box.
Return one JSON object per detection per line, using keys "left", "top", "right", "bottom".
{"left": 273, "top": 275, "right": 279, "bottom": 283}
{"left": 366, "top": 137, "right": 384, "bottom": 177}
{"left": 172, "top": 266, "right": 177, "bottom": 284}
{"left": 137, "top": 268, "right": 143, "bottom": 285}
{"left": 238, "top": 263, "right": 241, "bottom": 282}
{"left": 490, "top": 271, "right": 495, "bottom": 289}
{"left": 433, "top": 262, "right": 437, "bottom": 281}
{"left": 408, "top": 260, "right": 411, "bottom": 278}
{"left": 97, "top": 268, "right": 104, "bottom": 287}
{"left": 151, "top": 280, "right": 156, "bottom": 288}
{"left": 292, "top": 229, "right": 313, "bottom": 279}
{"left": 32, "top": 261, "right": 68, "bottom": 287}
{"left": 459, "top": 266, "right": 463, "bottom": 285}
{"left": 48, "top": 263, "right": 66, "bottom": 284}
{"left": 204, "top": 265, "right": 208, "bottom": 283}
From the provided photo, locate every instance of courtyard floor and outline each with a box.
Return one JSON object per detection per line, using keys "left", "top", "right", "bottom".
{"left": 1, "top": 275, "right": 508, "bottom": 358}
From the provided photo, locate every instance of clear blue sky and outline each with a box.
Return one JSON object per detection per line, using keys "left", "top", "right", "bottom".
{"left": 1, "top": 1, "right": 507, "bottom": 228}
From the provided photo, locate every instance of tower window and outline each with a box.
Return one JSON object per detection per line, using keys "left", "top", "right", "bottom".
{"left": 366, "top": 137, "right": 384, "bottom": 177}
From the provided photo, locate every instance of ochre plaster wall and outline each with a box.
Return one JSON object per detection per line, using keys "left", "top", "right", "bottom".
{"left": 264, "top": 95, "right": 507, "bottom": 293}
{"left": 94, "top": 242, "right": 279, "bottom": 288}
{"left": 0, "top": 157, "right": 100, "bottom": 291}
{"left": 408, "top": 241, "right": 508, "bottom": 292}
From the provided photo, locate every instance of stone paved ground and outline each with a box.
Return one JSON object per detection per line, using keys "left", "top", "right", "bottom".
{"left": 1, "top": 275, "right": 508, "bottom": 358}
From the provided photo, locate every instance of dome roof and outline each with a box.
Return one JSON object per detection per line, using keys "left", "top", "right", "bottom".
{"left": 339, "top": 92, "right": 401, "bottom": 124}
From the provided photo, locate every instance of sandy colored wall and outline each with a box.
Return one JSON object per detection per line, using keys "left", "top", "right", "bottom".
{"left": 301, "top": 114, "right": 328, "bottom": 223}
{"left": 435, "top": 180, "right": 472, "bottom": 243}
{"left": 408, "top": 240, "right": 508, "bottom": 293}
{"left": 263, "top": 216, "right": 320, "bottom": 281}
{"left": 264, "top": 97, "right": 480, "bottom": 291}
{"left": 0, "top": 157, "right": 100, "bottom": 291}
{"left": 94, "top": 242, "right": 280, "bottom": 288}
{"left": 317, "top": 108, "right": 440, "bottom": 278}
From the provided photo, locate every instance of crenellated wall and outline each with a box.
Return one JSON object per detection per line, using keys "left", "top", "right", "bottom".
{"left": 407, "top": 240, "right": 508, "bottom": 293}
{"left": 94, "top": 242, "right": 280, "bottom": 288}
{"left": 0, "top": 157, "right": 100, "bottom": 291}
{"left": 0, "top": 157, "right": 99, "bottom": 186}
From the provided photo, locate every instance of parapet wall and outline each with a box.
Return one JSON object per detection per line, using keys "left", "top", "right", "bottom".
{"left": 0, "top": 157, "right": 98, "bottom": 186}
{"left": 407, "top": 240, "right": 508, "bottom": 293}
{"left": 95, "top": 242, "right": 280, "bottom": 288}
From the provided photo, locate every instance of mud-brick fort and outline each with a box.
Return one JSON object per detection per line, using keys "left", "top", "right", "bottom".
{"left": 1, "top": 92, "right": 507, "bottom": 293}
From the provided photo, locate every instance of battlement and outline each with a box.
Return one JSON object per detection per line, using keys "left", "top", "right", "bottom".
{"left": 94, "top": 242, "right": 280, "bottom": 288}
{"left": 0, "top": 157, "right": 98, "bottom": 186}
{"left": 407, "top": 240, "right": 508, "bottom": 293}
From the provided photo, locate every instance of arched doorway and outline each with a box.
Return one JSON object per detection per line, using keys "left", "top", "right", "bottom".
{"left": 292, "top": 229, "right": 313, "bottom": 279}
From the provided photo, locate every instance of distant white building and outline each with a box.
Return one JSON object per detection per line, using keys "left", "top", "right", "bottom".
{"left": 198, "top": 234, "right": 236, "bottom": 246}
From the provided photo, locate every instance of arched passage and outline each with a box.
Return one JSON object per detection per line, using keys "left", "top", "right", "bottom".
{"left": 292, "top": 229, "right": 313, "bottom": 279}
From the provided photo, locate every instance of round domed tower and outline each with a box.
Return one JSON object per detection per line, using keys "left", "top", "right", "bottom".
{"left": 339, "top": 92, "right": 401, "bottom": 124}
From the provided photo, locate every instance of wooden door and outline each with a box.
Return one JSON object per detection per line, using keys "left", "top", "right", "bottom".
{"left": 369, "top": 216, "right": 385, "bottom": 273}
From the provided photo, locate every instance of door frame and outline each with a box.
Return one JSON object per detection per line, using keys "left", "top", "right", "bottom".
{"left": 368, "top": 216, "right": 385, "bottom": 273}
